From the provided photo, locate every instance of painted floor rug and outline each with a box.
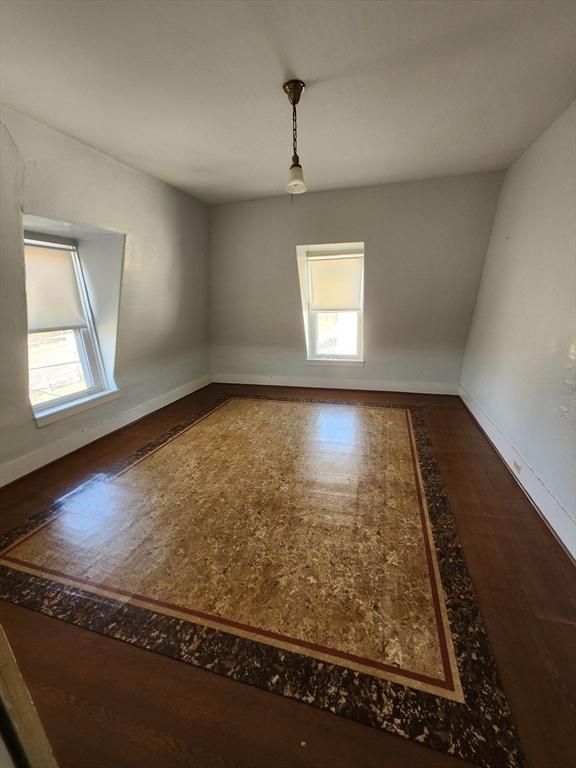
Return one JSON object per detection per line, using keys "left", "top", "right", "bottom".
{"left": 0, "top": 396, "right": 524, "bottom": 767}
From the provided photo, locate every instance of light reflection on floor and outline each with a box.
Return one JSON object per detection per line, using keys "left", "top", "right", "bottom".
{"left": 0, "top": 398, "right": 461, "bottom": 698}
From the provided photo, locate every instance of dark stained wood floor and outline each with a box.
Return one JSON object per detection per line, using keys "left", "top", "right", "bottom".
{"left": 0, "top": 384, "right": 574, "bottom": 768}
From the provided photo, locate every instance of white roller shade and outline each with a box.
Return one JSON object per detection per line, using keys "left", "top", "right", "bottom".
{"left": 309, "top": 256, "right": 364, "bottom": 311}
{"left": 25, "top": 245, "right": 86, "bottom": 332}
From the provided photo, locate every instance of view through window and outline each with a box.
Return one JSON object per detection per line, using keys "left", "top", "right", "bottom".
{"left": 28, "top": 329, "right": 93, "bottom": 407}
{"left": 316, "top": 311, "right": 359, "bottom": 357}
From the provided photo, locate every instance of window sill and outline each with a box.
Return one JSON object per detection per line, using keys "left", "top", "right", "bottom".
{"left": 306, "top": 358, "right": 365, "bottom": 367}
{"left": 33, "top": 388, "right": 121, "bottom": 427}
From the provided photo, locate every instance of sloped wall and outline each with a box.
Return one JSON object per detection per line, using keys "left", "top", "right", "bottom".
{"left": 209, "top": 173, "right": 503, "bottom": 392}
{"left": 0, "top": 107, "right": 210, "bottom": 481}
{"left": 461, "top": 102, "right": 576, "bottom": 556}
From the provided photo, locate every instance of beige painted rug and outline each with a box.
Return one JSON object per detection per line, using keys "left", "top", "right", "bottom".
{"left": 0, "top": 395, "right": 524, "bottom": 767}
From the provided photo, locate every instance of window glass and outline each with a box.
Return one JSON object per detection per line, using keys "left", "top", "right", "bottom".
{"left": 28, "top": 330, "right": 91, "bottom": 407}
{"left": 315, "top": 311, "right": 358, "bottom": 356}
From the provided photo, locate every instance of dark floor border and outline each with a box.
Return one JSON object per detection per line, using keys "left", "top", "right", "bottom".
{"left": 0, "top": 393, "right": 524, "bottom": 768}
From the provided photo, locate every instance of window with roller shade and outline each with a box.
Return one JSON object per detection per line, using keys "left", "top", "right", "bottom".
{"left": 297, "top": 243, "right": 364, "bottom": 361}
{"left": 24, "top": 238, "right": 106, "bottom": 411}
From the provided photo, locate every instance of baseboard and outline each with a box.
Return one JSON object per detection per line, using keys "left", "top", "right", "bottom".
{"left": 0, "top": 374, "right": 212, "bottom": 487}
{"left": 212, "top": 373, "right": 460, "bottom": 395}
{"left": 459, "top": 385, "right": 576, "bottom": 559}
{"left": 0, "top": 373, "right": 458, "bottom": 487}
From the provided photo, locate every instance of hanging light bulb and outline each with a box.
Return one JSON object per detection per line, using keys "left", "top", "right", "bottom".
{"left": 287, "top": 161, "right": 306, "bottom": 194}
{"left": 283, "top": 79, "right": 307, "bottom": 195}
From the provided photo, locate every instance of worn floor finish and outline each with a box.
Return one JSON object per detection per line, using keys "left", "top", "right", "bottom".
{"left": 0, "top": 385, "right": 574, "bottom": 768}
{"left": 0, "top": 399, "right": 459, "bottom": 696}
{"left": 3, "top": 394, "right": 524, "bottom": 764}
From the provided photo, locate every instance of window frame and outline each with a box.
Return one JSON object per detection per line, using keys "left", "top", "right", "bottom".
{"left": 25, "top": 237, "right": 108, "bottom": 415}
{"left": 303, "top": 250, "right": 365, "bottom": 362}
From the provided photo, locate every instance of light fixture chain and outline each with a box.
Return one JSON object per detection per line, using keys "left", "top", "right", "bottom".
{"left": 293, "top": 102, "right": 298, "bottom": 158}
{"left": 283, "top": 78, "right": 306, "bottom": 194}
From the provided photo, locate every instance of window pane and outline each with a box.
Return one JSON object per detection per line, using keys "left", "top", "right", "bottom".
{"left": 315, "top": 312, "right": 358, "bottom": 356}
{"left": 309, "top": 257, "right": 363, "bottom": 310}
{"left": 28, "top": 330, "right": 90, "bottom": 406}
{"left": 25, "top": 245, "right": 86, "bottom": 332}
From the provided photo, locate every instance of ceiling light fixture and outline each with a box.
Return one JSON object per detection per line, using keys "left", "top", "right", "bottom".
{"left": 283, "top": 79, "right": 307, "bottom": 195}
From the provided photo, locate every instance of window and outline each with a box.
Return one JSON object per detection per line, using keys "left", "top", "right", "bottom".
{"left": 297, "top": 243, "right": 364, "bottom": 361}
{"left": 25, "top": 237, "right": 106, "bottom": 414}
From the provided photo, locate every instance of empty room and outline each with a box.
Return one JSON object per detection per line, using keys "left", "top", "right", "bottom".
{"left": 0, "top": 1, "right": 574, "bottom": 767}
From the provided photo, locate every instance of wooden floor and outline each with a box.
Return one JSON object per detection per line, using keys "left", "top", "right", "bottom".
{"left": 0, "top": 384, "right": 574, "bottom": 768}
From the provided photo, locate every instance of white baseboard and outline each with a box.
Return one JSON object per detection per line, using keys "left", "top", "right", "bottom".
{"left": 459, "top": 385, "right": 576, "bottom": 559}
{"left": 212, "top": 373, "right": 460, "bottom": 395}
{"left": 0, "top": 372, "right": 468, "bottom": 488}
{"left": 0, "top": 375, "right": 212, "bottom": 487}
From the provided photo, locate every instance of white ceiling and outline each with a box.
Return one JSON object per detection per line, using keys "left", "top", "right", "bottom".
{"left": 1, "top": 0, "right": 574, "bottom": 204}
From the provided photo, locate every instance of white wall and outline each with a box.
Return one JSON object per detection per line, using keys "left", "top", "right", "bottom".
{"left": 0, "top": 107, "right": 210, "bottom": 481}
{"left": 461, "top": 102, "right": 576, "bottom": 557}
{"left": 209, "top": 173, "right": 503, "bottom": 393}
